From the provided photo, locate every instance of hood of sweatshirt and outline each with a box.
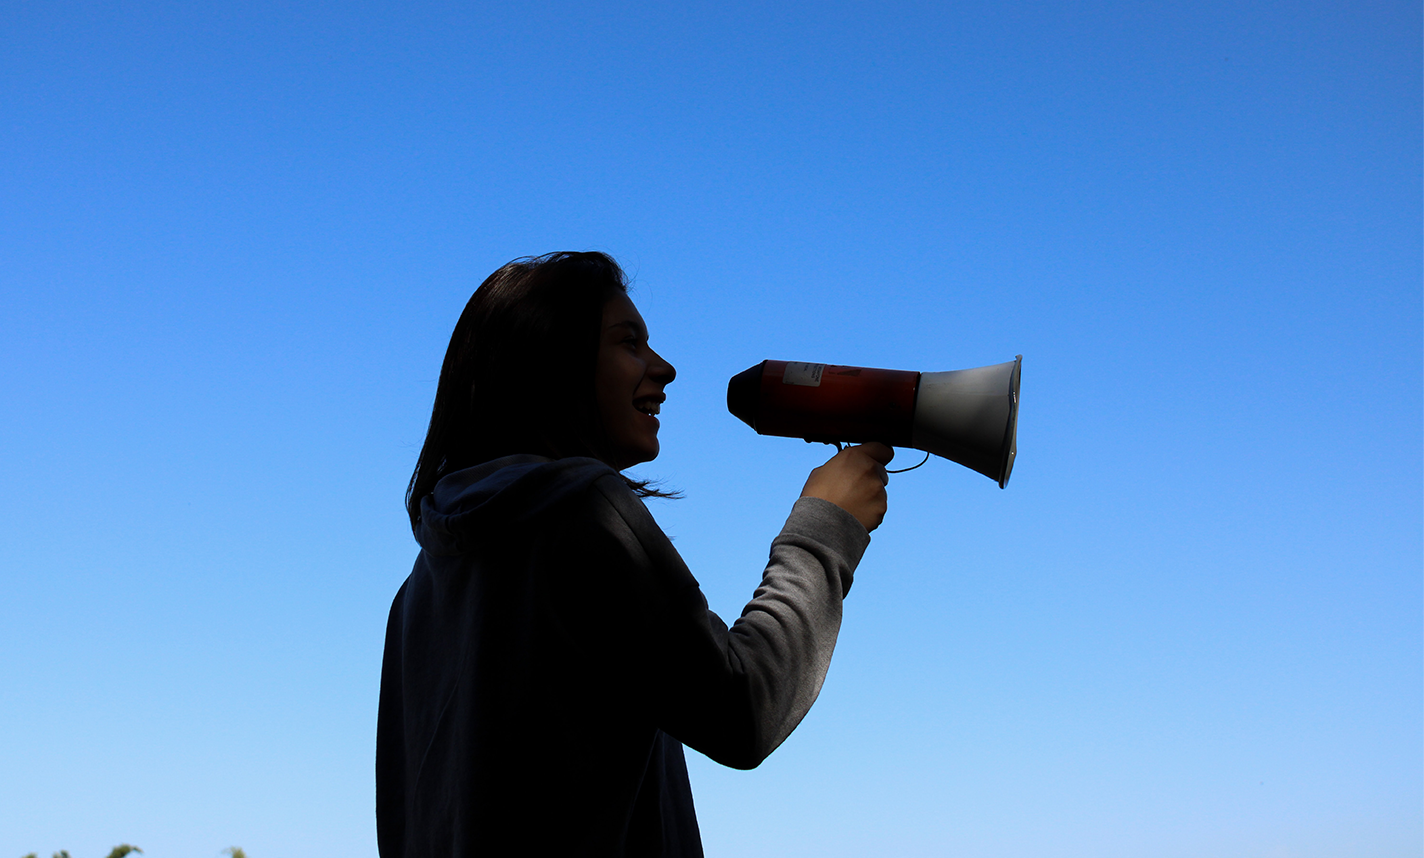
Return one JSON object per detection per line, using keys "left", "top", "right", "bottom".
{"left": 415, "top": 455, "right": 618, "bottom": 557}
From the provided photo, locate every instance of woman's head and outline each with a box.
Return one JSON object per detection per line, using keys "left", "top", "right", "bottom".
{"left": 406, "top": 251, "right": 675, "bottom": 528}
{"left": 594, "top": 291, "right": 676, "bottom": 470}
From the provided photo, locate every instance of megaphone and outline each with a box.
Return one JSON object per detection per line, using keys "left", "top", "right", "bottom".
{"left": 727, "top": 356, "right": 1022, "bottom": 487}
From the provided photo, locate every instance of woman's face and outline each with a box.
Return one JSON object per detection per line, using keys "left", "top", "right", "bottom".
{"left": 595, "top": 293, "right": 676, "bottom": 470}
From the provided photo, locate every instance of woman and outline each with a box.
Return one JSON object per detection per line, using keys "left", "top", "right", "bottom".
{"left": 376, "top": 251, "right": 892, "bottom": 856}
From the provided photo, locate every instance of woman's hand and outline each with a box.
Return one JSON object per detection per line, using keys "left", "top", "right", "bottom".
{"left": 800, "top": 442, "right": 895, "bottom": 533}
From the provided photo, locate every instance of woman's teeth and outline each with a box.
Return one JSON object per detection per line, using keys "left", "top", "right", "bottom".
{"left": 636, "top": 402, "right": 660, "bottom": 415}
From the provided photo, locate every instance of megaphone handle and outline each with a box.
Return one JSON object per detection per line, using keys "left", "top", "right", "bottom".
{"left": 804, "top": 439, "right": 929, "bottom": 473}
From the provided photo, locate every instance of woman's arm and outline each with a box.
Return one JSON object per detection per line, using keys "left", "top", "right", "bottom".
{"left": 533, "top": 453, "right": 882, "bottom": 769}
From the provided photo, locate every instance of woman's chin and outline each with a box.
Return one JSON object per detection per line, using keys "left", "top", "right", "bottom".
{"left": 613, "top": 442, "right": 659, "bottom": 471}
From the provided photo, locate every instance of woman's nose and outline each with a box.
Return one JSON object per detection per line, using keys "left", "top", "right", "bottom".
{"left": 648, "top": 348, "right": 676, "bottom": 384}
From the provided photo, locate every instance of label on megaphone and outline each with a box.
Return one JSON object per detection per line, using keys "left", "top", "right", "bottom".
{"left": 781, "top": 362, "right": 825, "bottom": 387}
{"left": 727, "top": 356, "right": 1022, "bottom": 488}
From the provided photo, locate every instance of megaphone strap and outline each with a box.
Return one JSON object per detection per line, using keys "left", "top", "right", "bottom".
{"left": 886, "top": 451, "right": 930, "bottom": 474}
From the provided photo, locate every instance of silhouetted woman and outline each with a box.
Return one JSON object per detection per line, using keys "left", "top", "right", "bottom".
{"left": 376, "top": 252, "right": 892, "bottom": 857}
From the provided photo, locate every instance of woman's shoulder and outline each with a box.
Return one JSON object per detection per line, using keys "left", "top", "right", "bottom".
{"left": 417, "top": 455, "right": 628, "bottom": 555}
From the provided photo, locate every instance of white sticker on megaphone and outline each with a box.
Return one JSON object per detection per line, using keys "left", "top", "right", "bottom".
{"left": 782, "top": 362, "right": 824, "bottom": 387}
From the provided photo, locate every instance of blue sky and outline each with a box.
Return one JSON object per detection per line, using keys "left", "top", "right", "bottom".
{"left": 2, "top": 1, "right": 1420, "bottom": 856}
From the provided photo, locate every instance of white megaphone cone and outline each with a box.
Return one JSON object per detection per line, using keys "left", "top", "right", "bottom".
{"left": 911, "top": 357, "right": 1021, "bottom": 487}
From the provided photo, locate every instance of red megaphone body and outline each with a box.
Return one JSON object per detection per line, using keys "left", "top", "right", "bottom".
{"left": 727, "top": 357, "right": 1022, "bottom": 487}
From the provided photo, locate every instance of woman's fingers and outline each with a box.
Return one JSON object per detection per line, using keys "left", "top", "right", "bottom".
{"left": 854, "top": 442, "right": 895, "bottom": 465}
{"left": 851, "top": 443, "right": 894, "bottom": 485}
{"left": 800, "top": 443, "right": 895, "bottom": 532}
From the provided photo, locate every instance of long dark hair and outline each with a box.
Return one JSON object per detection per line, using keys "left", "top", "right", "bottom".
{"left": 406, "top": 251, "right": 669, "bottom": 530}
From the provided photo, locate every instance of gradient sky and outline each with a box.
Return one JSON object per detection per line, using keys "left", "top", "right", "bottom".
{"left": 2, "top": 2, "right": 1420, "bottom": 856}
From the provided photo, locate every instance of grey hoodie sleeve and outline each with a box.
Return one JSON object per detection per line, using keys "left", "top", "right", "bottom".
{"left": 721, "top": 496, "right": 871, "bottom": 759}
{"left": 536, "top": 476, "right": 871, "bottom": 770}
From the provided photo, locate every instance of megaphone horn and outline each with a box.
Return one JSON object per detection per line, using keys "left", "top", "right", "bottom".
{"left": 727, "top": 356, "right": 1022, "bottom": 488}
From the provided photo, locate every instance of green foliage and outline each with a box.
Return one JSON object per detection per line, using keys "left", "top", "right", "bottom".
{"left": 15, "top": 845, "right": 248, "bottom": 858}
{"left": 17, "top": 846, "right": 149, "bottom": 858}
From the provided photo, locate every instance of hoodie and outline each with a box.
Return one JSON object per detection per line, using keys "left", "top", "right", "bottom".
{"left": 376, "top": 455, "right": 870, "bottom": 857}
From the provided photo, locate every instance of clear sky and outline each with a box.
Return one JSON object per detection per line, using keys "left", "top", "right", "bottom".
{"left": 2, "top": 1, "right": 1419, "bottom": 856}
